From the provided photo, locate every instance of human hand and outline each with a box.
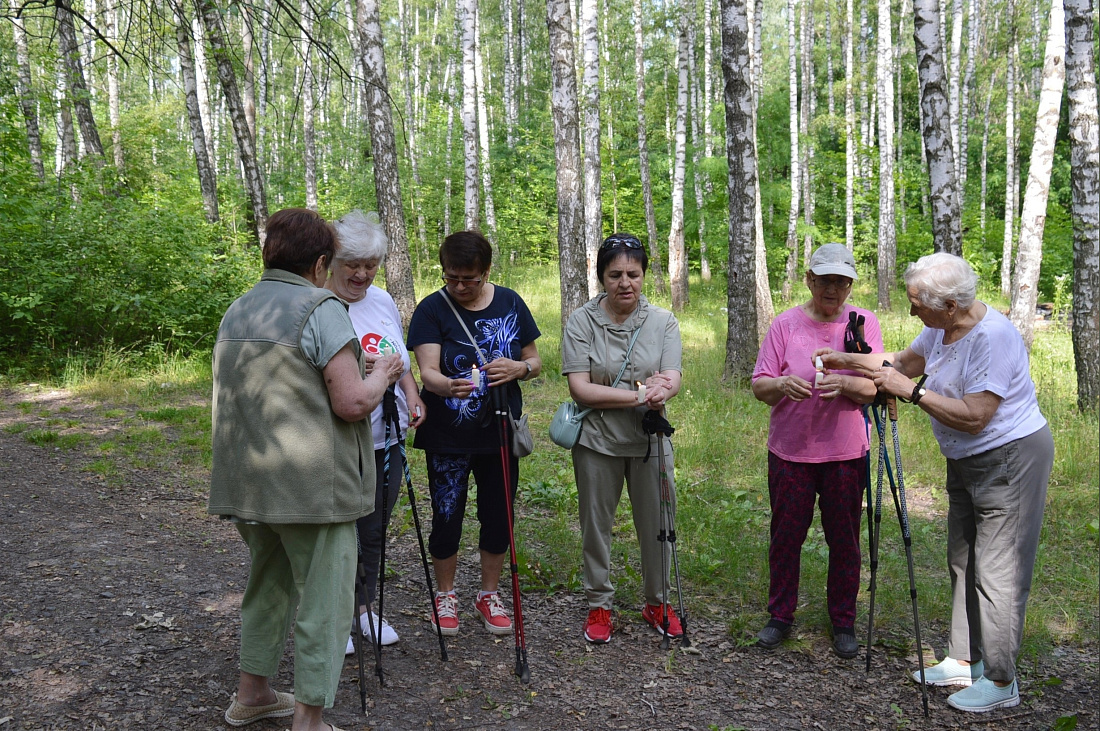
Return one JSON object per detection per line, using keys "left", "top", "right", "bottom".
{"left": 817, "top": 373, "right": 846, "bottom": 400}
{"left": 375, "top": 354, "right": 404, "bottom": 386}
{"left": 812, "top": 347, "right": 846, "bottom": 370}
{"left": 482, "top": 357, "right": 525, "bottom": 385}
{"left": 448, "top": 377, "right": 476, "bottom": 400}
{"left": 407, "top": 394, "right": 426, "bottom": 427}
{"left": 779, "top": 374, "right": 812, "bottom": 402}
{"left": 871, "top": 364, "right": 908, "bottom": 397}
{"left": 362, "top": 352, "right": 380, "bottom": 375}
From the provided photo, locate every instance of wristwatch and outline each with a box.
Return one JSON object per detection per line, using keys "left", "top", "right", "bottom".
{"left": 522, "top": 360, "right": 533, "bottom": 379}
{"left": 910, "top": 374, "right": 929, "bottom": 405}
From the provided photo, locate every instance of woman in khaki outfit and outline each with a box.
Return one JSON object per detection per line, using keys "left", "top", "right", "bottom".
{"left": 561, "top": 233, "right": 683, "bottom": 645}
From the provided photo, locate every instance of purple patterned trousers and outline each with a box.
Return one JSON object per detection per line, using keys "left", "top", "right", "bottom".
{"left": 767, "top": 451, "right": 864, "bottom": 629}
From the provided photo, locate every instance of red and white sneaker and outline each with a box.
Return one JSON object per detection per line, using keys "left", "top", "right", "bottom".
{"left": 430, "top": 592, "right": 460, "bottom": 636}
{"left": 473, "top": 592, "right": 513, "bottom": 635}
{"left": 583, "top": 607, "right": 613, "bottom": 644}
{"left": 642, "top": 603, "right": 683, "bottom": 638}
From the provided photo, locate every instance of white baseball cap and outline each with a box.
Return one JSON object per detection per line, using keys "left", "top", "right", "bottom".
{"left": 808, "top": 243, "right": 858, "bottom": 280}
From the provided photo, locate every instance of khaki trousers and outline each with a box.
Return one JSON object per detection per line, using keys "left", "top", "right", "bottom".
{"left": 945, "top": 425, "right": 1053, "bottom": 683}
{"left": 573, "top": 442, "right": 674, "bottom": 610}
{"left": 236, "top": 521, "right": 356, "bottom": 707}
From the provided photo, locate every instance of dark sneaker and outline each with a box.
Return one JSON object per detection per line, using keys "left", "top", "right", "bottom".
{"left": 473, "top": 592, "right": 513, "bottom": 635}
{"left": 584, "top": 607, "right": 613, "bottom": 644}
{"left": 430, "top": 592, "right": 460, "bottom": 636}
{"left": 832, "top": 630, "right": 858, "bottom": 659}
{"left": 756, "top": 620, "right": 792, "bottom": 649}
{"left": 642, "top": 603, "right": 683, "bottom": 638}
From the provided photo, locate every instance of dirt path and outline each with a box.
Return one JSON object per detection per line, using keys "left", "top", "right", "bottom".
{"left": 0, "top": 390, "right": 1096, "bottom": 730}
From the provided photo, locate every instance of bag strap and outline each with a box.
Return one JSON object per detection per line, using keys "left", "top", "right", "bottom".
{"left": 439, "top": 288, "right": 490, "bottom": 367}
{"left": 570, "top": 325, "right": 644, "bottom": 422}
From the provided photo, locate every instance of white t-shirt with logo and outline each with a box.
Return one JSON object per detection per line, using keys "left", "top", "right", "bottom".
{"left": 347, "top": 285, "right": 412, "bottom": 450}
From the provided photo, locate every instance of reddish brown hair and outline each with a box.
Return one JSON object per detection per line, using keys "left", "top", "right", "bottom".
{"left": 262, "top": 208, "right": 336, "bottom": 276}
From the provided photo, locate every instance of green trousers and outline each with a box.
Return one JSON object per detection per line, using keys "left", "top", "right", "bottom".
{"left": 235, "top": 521, "right": 356, "bottom": 707}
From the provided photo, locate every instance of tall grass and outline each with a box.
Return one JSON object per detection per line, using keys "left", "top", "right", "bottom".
{"left": 8, "top": 265, "right": 1097, "bottom": 657}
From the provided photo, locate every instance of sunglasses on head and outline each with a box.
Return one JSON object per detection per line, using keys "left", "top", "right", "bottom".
{"left": 600, "top": 234, "right": 643, "bottom": 251}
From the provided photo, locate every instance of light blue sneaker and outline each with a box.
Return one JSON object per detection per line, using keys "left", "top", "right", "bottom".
{"left": 947, "top": 676, "right": 1020, "bottom": 713}
{"left": 912, "top": 657, "right": 984, "bottom": 686}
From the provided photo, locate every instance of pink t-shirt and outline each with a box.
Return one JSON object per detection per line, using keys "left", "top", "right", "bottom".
{"left": 752, "top": 304, "right": 883, "bottom": 463}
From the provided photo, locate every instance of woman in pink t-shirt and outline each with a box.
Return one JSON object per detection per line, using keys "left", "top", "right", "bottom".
{"left": 750, "top": 244, "right": 882, "bottom": 658}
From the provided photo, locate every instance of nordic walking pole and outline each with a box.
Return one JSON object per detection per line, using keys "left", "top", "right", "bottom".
{"left": 493, "top": 386, "right": 530, "bottom": 683}
{"left": 369, "top": 387, "right": 402, "bottom": 687}
{"left": 861, "top": 404, "right": 877, "bottom": 672}
{"left": 352, "top": 553, "right": 369, "bottom": 713}
{"left": 397, "top": 410, "right": 448, "bottom": 662}
{"left": 865, "top": 398, "right": 890, "bottom": 672}
{"left": 886, "top": 395, "right": 930, "bottom": 718}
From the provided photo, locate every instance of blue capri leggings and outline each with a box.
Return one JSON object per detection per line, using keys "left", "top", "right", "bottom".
{"left": 425, "top": 451, "right": 518, "bottom": 559}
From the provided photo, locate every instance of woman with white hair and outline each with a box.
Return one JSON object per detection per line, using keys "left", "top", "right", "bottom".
{"left": 327, "top": 210, "right": 426, "bottom": 654}
{"left": 817, "top": 252, "right": 1053, "bottom": 713}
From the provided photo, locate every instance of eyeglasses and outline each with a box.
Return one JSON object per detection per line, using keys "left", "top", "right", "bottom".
{"left": 600, "top": 234, "right": 644, "bottom": 251}
{"left": 811, "top": 275, "right": 853, "bottom": 291}
{"left": 442, "top": 276, "right": 484, "bottom": 288}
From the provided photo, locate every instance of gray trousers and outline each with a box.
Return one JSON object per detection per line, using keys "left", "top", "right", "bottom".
{"left": 945, "top": 424, "right": 1053, "bottom": 683}
{"left": 573, "top": 442, "right": 674, "bottom": 610}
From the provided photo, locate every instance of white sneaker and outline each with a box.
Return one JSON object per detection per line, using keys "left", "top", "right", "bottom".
{"left": 356, "top": 611, "right": 399, "bottom": 646}
{"left": 947, "top": 677, "right": 1020, "bottom": 712}
{"left": 345, "top": 634, "right": 356, "bottom": 656}
{"left": 912, "top": 657, "right": 984, "bottom": 687}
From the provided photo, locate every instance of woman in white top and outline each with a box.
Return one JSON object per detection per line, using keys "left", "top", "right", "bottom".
{"left": 817, "top": 253, "right": 1053, "bottom": 714}
{"left": 328, "top": 210, "right": 426, "bottom": 653}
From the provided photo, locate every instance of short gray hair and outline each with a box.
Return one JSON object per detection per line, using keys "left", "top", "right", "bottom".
{"left": 903, "top": 252, "right": 978, "bottom": 310}
{"left": 332, "top": 210, "right": 388, "bottom": 264}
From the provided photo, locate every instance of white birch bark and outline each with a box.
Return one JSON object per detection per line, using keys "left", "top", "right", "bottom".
{"left": 300, "top": 0, "right": 318, "bottom": 210}
{"left": 357, "top": 0, "right": 417, "bottom": 324}
{"left": 473, "top": 6, "right": 498, "bottom": 249}
{"left": 240, "top": 4, "right": 257, "bottom": 144}
{"left": 634, "top": 0, "right": 665, "bottom": 294}
{"left": 845, "top": 0, "right": 855, "bottom": 250}
{"left": 11, "top": 6, "right": 46, "bottom": 181}
{"left": 56, "top": 0, "right": 105, "bottom": 161}
{"left": 690, "top": 19, "right": 711, "bottom": 282}
{"left": 460, "top": 0, "right": 480, "bottom": 231}
{"left": 783, "top": 0, "right": 800, "bottom": 300}
{"left": 547, "top": 0, "right": 588, "bottom": 326}
{"left": 826, "top": 0, "right": 835, "bottom": 119}
{"left": 704, "top": 0, "right": 715, "bottom": 155}
{"left": 504, "top": 0, "right": 517, "bottom": 146}
{"left": 1002, "top": 23, "right": 1018, "bottom": 297}
{"left": 747, "top": 0, "right": 774, "bottom": 340}
{"left": 1009, "top": 0, "right": 1065, "bottom": 349}
{"left": 601, "top": 0, "right": 619, "bottom": 232}
{"left": 175, "top": 5, "right": 219, "bottom": 222}
{"left": 980, "top": 70, "right": 996, "bottom": 239}
{"left": 948, "top": 0, "right": 963, "bottom": 186}
{"left": 55, "top": 67, "right": 77, "bottom": 176}
{"left": 191, "top": 16, "right": 216, "bottom": 173}
{"left": 104, "top": 2, "right": 123, "bottom": 171}
{"left": 800, "top": 0, "right": 813, "bottom": 268}
{"left": 1065, "top": 0, "right": 1100, "bottom": 411}
{"left": 581, "top": 0, "right": 602, "bottom": 296}
{"left": 444, "top": 59, "right": 457, "bottom": 238}
{"left": 719, "top": 0, "right": 760, "bottom": 380}
{"left": 877, "top": 0, "right": 897, "bottom": 309}
{"left": 959, "top": 0, "right": 978, "bottom": 202}
{"left": 668, "top": 9, "right": 691, "bottom": 311}
{"left": 913, "top": 0, "right": 963, "bottom": 255}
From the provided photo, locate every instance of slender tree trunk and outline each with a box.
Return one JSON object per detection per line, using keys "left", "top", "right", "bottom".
{"left": 826, "top": 0, "right": 835, "bottom": 120}
{"left": 1002, "top": 21, "right": 1018, "bottom": 297}
{"left": 897, "top": 0, "right": 908, "bottom": 233}
{"left": 959, "top": 0, "right": 978, "bottom": 205}
{"left": 191, "top": 16, "right": 216, "bottom": 178}
{"left": 196, "top": 0, "right": 268, "bottom": 245}
{"left": 720, "top": 0, "right": 759, "bottom": 380}
{"left": 747, "top": 0, "right": 774, "bottom": 340}
{"left": 845, "top": 0, "right": 855, "bottom": 250}
{"left": 241, "top": 4, "right": 257, "bottom": 143}
{"left": 56, "top": 0, "right": 105, "bottom": 161}
{"left": 602, "top": 0, "right": 620, "bottom": 233}
{"left": 581, "top": 0, "right": 602, "bottom": 295}
{"left": 504, "top": 0, "right": 518, "bottom": 146}
{"left": 473, "top": 7, "right": 498, "bottom": 249}
{"left": 460, "top": 0, "right": 480, "bottom": 230}
{"left": 783, "top": 0, "right": 800, "bottom": 299}
{"left": 668, "top": 8, "right": 691, "bottom": 311}
{"left": 11, "top": 6, "right": 46, "bottom": 182}
{"left": 913, "top": 0, "right": 963, "bottom": 255}
{"left": 859, "top": 0, "right": 871, "bottom": 184}
{"left": 1009, "top": 0, "right": 1065, "bottom": 349}
{"left": 104, "top": 3, "right": 123, "bottom": 171}
{"left": 175, "top": 5, "right": 219, "bottom": 222}
{"left": 55, "top": 67, "right": 77, "bottom": 176}
{"left": 1064, "top": 0, "right": 1100, "bottom": 411}
{"left": 397, "top": 0, "right": 426, "bottom": 251}
{"left": 547, "top": 0, "right": 587, "bottom": 326}
{"left": 300, "top": 0, "right": 318, "bottom": 210}
{"left": 634, "top": 0, "right": 665, "bottom": 294}
{"left": 690, "top": 20, "right": 711, "bottom": 282}
{"left": 444, "top": 59, "right": 457, "bottom": 238}
{"left": 703, "top": 0, "right": 715, "bottom": 154}
{"left": 877, "top": 0, "right": 897, "bottom": 309}
{"left": 980, "top": 70, "right": 997, "bottom": 241}
{"left": 800, "top": 0, "right": 813, "bottom": 267}
{"left": 357, "top": 0, "right": 417, "bottom": 324}
{"left": 948, "top": 0, "right": 963, "bottom": 187}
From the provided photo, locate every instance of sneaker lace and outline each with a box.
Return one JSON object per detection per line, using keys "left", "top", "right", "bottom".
{"left": 435, "top": 593, "right": 458, "bottom": 619}
{"left": 588, "top": 607, "right": 611, "bottom": 626}
{"left": 482, "top": 593, "right": 507, "bottom": 618}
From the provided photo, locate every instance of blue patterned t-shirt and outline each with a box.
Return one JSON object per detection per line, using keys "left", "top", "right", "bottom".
{"left": 406, "top": 285, "right": 540, "bottom": 454}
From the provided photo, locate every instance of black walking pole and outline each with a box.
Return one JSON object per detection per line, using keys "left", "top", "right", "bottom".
{"left": 865, "top": 399, "right": 888, "bottom": 672}
{"left": 367, "top": 387, "right": 402, "bottom": 687}
{"left": 493, "top": 386, "right": 530, "bottom": 683}
{"left": 642, "top": 410, "right": 690, "bottom": 651}
{"left": 352, "top": 549, "right": 369, "bottom": 713}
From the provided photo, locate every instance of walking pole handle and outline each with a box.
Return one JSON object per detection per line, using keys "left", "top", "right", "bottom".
{"left": 887, "top": 396, "right": 898, "bottom": 421}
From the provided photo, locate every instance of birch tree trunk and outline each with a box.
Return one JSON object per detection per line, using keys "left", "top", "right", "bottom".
{"left": 799, "top": 0, "right": 813, "bottom": 268}
{"left": 581, "top": 0, "right": 602, "bottom": 296}
{"left": 747, "top": 0, "right": 774, "bottom": 341}
{"left": 474, "top": 7, "right": 498, "bottom": 249}
{"left": 1002, "top": 19, "right": 1018, "bottom": 297}
{"left": 11, "top": 6, "right": 46, "bottom": 182}
{"left": 783, "top": 0, "right": 800, "bottom": 299}
{"left": 913, "top": 0, "right": 963, "bottom": 255}
{"left": 175, "top": 5, "right": 219, "bottom": 222}
{"left": 959, "top": 0, "right": 978, "bottom": 203}
{"left": 634, "top": 0, "right": 665, "bottom": 294}
{"left": 300, "top": 0, "right": 318, "bottom": 210}
{"left": 56, "top": 0, "right": 105, "bottom": 161}
{"left": 357, "top": 0, "right": 417, "bottom": 324}
{"left": 547, "top": 0, "right": 588, "bottom": 326}
{"left": 104, "top": 3, "right": 124, "bottom": 171}
{"left": 398, "top": 0, "right": 426, "bottom": 251}
{"left": 1065, "top": 0, "right": 1100, "bottom": 412}
{"left": 1009, "top": 0, "right": 1065, "bottom": 349}
{"left": 55, "top": 68, "right": 77, "bottom": 176}
{"left": 877, "top": 0, "right": 897, "bottom": 309}
{"left": 196, "top": 0, "right": 267, "bottom": 245}
{"left": 845, "top": 0, "right": 855, "bottom": 250}
{"left": 444, "top": 59, "right": 457, "bottom": 238}
{"left": 690, "top": 20, "right": 711, "bottom": 283}
{"left": 504, "top": 0, "right": 518, "bottom": 146}
{"left": 980, "top": 70, "right": 997, "bottom": 240}
{"left": 948, "top": 0, "right": 963, "bottom": 186}
{"left": 703, "top": 0, "right": 715, "bottom": 154}
{"left": 720, "top": 0, "right": 759, "bottom": 380}
{"left": 241, "top": 4, "right": 257, "bottom": 144}
{"left": 460, "top": 0, "right": 480, "bottom": 231}
{"left": 191, "top": 16, "right": 216, "bottom": 180}
{"left": 668, "top": 10, "right": 691, "bottom": 311}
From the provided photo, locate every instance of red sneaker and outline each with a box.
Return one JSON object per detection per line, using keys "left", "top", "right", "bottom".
{"left": 642, "top": 603, "right": 683, "bottom": 638}
{"left": 430, "top": 592, "right": 460, "bottom": 636}
{"left": 583, "top": 607, "right": 613, "bottom": 644}
{"left": 473, "top": 592, "right": 512, "bottom": 635}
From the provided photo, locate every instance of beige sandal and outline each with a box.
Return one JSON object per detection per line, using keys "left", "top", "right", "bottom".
{"left": 223, "top": 691, "right": 295, "bottom": 727}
